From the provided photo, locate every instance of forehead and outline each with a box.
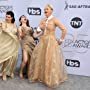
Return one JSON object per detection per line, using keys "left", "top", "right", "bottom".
{"left": 21, "top": 16, "right": 26, "bottom": 18}
{"left": 44, "top": 6, "right": 51, "bottom": 10}
{"left": 6, "top": 14, "right": 11, "bottom": 18}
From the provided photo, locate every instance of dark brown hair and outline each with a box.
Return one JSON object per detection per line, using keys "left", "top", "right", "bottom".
{"left": 6, "top": 11, "right": 15, "bottom": 23}
{"left": 19, "top": 15, "right": 30, "bottom": 27}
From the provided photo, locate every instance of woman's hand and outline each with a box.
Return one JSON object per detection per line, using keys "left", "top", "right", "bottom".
{"left": 0, "top": 22, "right": 3, "bottom": 29}
{"left": 56, "top": 38, "right": 64, "bottom": 45}
{"left": 39, "top": 22, "right": 46, "bottom": 30}
{"left": 0, "top": 23, "right": 2, "bottom": 28}
{"left": 33, "top": 30, "right": 43, "bottom": 38}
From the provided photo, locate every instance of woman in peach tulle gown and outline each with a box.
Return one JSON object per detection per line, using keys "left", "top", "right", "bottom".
{"left": 29, "top": 4, "right": 67, "bottom": 87}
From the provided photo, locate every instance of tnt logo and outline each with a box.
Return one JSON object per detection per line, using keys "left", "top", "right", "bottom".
{"left": 65, "top": 59, "right": 80, "bottom": 67}
{"left": 27, "top": 7, "right": 41, "bottom": 15}
{"left": 70, "top": 17, "right": 83, "bottom": 28}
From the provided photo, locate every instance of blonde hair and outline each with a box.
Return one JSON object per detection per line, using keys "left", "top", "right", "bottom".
{"left": 46, "top": 4, "right": 53, "bottom": 11}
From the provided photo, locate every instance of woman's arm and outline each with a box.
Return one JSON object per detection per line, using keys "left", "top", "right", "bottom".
{"left": 18, "top": 26, "right": 22, "bottom": 40}
{"left": 33, "top": 29, "right": 43, "bottom": 38}
{"left": 54, "top": 18, "right": 67, "bottom": 45}
{"left": 0, "top": 22, "right": 2, "bottom": 28}
{"left": 33, "top": 19, "right": 45, "bottom": 38}
{"left": 1, "top": 21, "right": 6, "bottom": 31}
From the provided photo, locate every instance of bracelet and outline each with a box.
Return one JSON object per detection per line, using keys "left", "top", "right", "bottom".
{"left": 60, "top": 39, "right": 64, "bottom": 42}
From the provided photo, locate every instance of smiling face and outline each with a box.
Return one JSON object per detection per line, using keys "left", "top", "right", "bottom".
{"left": 44, "top": 5, "right": 53, "bottom": 18}
{"left": 20, "top": 15, "right": 27, "bottom": 24}
{"left": 5, "top": 14, "right": 12, "bottom": 23}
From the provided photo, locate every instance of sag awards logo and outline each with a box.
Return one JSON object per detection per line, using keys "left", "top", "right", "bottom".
{"left": 64, "top": 1, "right": 90, "bottom": 10}
{"left": 70, "top": 17, "right": 83, "bottom": 29}
{"left": 0, "top": 5, "right": 13, "bottom": 13}
{"left": 27, "top": 7, "right": 41, "bottom": 15}
{"left": 63, "top": 33, "right": 90, "bottom": 54}
{"left": 65, "top": 59, "right": 80, "bottom": 67}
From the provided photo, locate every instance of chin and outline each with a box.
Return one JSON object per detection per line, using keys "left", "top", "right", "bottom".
{"left": 45, "top": 15, "right": 48, "bottom": 17}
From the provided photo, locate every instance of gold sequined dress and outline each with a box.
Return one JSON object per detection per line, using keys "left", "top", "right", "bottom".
{"left": 0, "top": 21, "right": 19, "bottom": 76}
{"left": 29, "top": 17, "right": 67, "bottom": 87}
{"left": 20, "top": 26, "right": 36, "bottom": 77}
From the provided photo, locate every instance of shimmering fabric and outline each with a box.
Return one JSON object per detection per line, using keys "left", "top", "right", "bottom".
{"left": 29, "top": 18, "right": 67, "bottom": 87}
{"left": 0, "top": 21, "right": 19, "bottom": 76}
{"left": 20, "top": 26, "right": 36, "bottom": 77}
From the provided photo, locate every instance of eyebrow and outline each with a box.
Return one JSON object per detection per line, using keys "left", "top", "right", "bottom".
{"left": 6, "top": 15, "right": 11, "bottom": 18}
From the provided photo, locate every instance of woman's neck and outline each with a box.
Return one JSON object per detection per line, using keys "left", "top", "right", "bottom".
{"left": 22, "top": 23, "right": 27, "bottom": 27}
{"left": 46, "top": 14, "right": 53, "bottom": 18}
{"left": 6, "top": 21, "right": 12, "bottom": 24}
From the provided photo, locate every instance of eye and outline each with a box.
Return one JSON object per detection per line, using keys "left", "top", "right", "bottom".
{"left": 24, "top": 18, "right": 27, "bottom": 21}
{"left": 6, "top": 15, "right": 11, "bottom": 18}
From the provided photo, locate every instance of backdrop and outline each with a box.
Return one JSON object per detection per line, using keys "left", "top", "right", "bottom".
{"left": 0, "top": 0, "right": 90, "bottom": 76}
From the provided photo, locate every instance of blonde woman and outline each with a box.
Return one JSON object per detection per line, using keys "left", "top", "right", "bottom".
{"left": 29, "top": 4, "right": 67, "bottom": 87}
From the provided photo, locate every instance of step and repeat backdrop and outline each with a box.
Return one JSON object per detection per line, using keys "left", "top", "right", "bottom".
{"left": 0, "top": 0, "right": 90, "bottom": 76}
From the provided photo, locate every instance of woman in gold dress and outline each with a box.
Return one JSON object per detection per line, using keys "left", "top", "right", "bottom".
{"left": 29, "top": 4, "right": 67, "bottom": 87}
{"left": 0, "top": 11, "right": 19, "bottom": 80}
{"left": 18, "top": 15, "right": 36, "bottom": 79}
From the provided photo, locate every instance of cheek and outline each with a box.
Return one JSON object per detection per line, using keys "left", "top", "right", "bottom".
{"left": 10, "top": 18, "right": 12, "bottom": 20}
{"left": 6, "top": 18, "right": 9, "bottom": 21}
{"left": 21, "top": 19, "right": 24, "bottom": 22}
